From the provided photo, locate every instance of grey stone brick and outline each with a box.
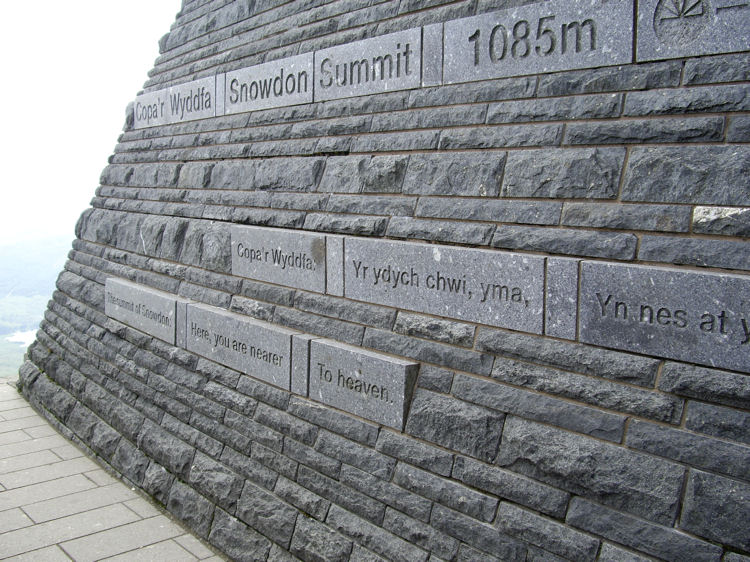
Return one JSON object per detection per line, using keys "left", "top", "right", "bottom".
{"left": 405, "top": 389, "right": 503, "bottom": 462}
{"left": 453, "top": 373, "right": 625, "bottom": 442}
{"left": 161, "top": 413, "right": 223, "bottom": 459}
{"left": 430, "top": 504, "right": 526, "bottom": 560}
{"left": 452, "top": 456, "right": 569, "bottom": 519}
{"left": 484, "top": 328, "right": 660, "bottom": 386}
{"left": 375, "top": 429, "right": 454, "bottom": 477}
{"left": 598, "top": 543, "right": 656, "bottom": 562}
{"left": 363, "top": 328, "right": 493, "bottom": 375}
{"left": 326, "top": 195, "right": 415, "bottom": 217}
{"left": 111, "top": 439, "right": 149, "bottom": 485}
{"left": 298, "top": 466, "right": 385, "bottom": 525}
{"left": 255, "top": 403, "right": 318, "bottom": 446}
{"left": 487, "top": 94, "right": 622, "bottom": 123}
{"left": 178, "top": 162, "right": 213, "bottom": 188}
{"left": 209, "top": 508, "right": 272, "bottom": 562}
{"left": 209, "top": 161, "right": 256, "bottom": 189}
{"left": 274, "top": 306, "right": 364, "bottom": 346}
{"left": 491, "top": 357, "right": 683, "bottom": 423}
{"left": 725, "top": 554, "right": 750, "bottom": 562}
{"left": 416, "top": 365, "right": 454, "bottom": 394}
{"left": 537, "top": 62, "right": 682, "bottom": 97}
{"left": 349, "top": 544, "right": 387, "bottom": 562}
{"left": 302, "top": 213, "right": 387, "bottom": 237}
{"left": 315, "top": 431, "right": 396, "bottom": 480}
{"left": 168, "top": 480, "right": 214, "bottom": 538}
{"left": 230, "top": 295, "right": 275, "bottom": 322}
{"left": 386, "top": 217, "right": 495, "bottom": 245}
{"left": 137, "top": 419, "right": 195, "bottom": 478}
{"left": 251, "top": 442, "right": 297, "bottom": 483}
{"left": 501, "top": 148, "right": 625, "bottom": 199}
{"left": 693, "top": 206, "right": 750, "bottom": 237}
{"left": 393, "top": 312, "right": 475, "bottom": 348}
{"left": 562, "top": 203, "right": 691, "bottom": 232}
{"left": 283, "top": 438, "right": 341, "bottom": 479}
{"left": 239, "top": 278, "right": 295, "bottom": 307}
{"left": 684, "top": 53, "right": 750, "bottom": 85}
{"left": 660, "top": 362, "right": 750, "bottom": 409}
{"left": 326, "top": 505, "right": 428, "bottom": 562}
{"left": 497, "top": 417, "right": 685, "bottom": 525}
{"left": 203, "top": 381, "right": 256, "bottom": 417}
{"left": 686, "top": 401, "right": 750, "bottom": 445}
{"left": 622, "top": 146, "right": 750, "bottom": 205}
{"left": 415, "top": 197, "right": 561, "bottom": 225}
{"left": 393, "top": 463, "right": 498, "bottom": 522}
{"left": 638, "top": 235, "right": 750, "bottom": 270}
{"left": 402, "top": 153, "right": 505, "bottom": 197}
{"left": 383, "top": 508, "right": 459, "bottom": 560}
{"left": 143, "top": 461, "right": 173, "bottom": 506}
{"left": 624, "top": 85, "right": 750, "bottom": 116}
{"left": 320, "top": 156, "right": 409, "bottom": 194}
{"left": 439, "top": 124, "right": 562, "bottom": 149}
{"left": 339, "top": 464, "right": 432, "bottom": 523}
{"left": 627, "top": 420, "right": 750, "bottom": 480}
{"left": 352, "top": 131, "right": 440, "bottom": 152}
{"left": 408, "top": 76, "right": 535, "bottom": 107}
{"left": 567, "top": 497, "right": 722, "bottom": 562}
{"left": 492, "top": 225, "right": 637, "bottom": 260}
{"left": 288, "top": 397, "right": 379, "bottom": 446}
{"left": 729, "top": 116, "right": 750, "bottom": 142}
{"left": 187, "top": 451, "right": 244, "bottom": 513}
{"left": 370, "top": 105, "right": 487, "bottom": 131}
{"left": 498, "top": 502, "right": 599, "bottom": 562}
{"left": 236, "top": 374, "right": 290, "bottom": 410}
{"left": 220, "top": 446, "right": 278, "bottom": 491}
{"left": 564, "top": 117, "right": 724, "bottom": 145}
{"left": 236, "top": 481, "right": 298, "bottom": 547}
{"left": 455, "top": 544, "right": 503, "bottom": 562}
{"left": 275, "top": 476, "right": 329, "bottom": 521}
{"left": 290, "top": 516, "right": 352, "bottom": 562}
{"left": 223, "top": 409, "right": 284, "bottom": 452}
{"left": 294, "top": 292, "right": 395, "bottom": 330}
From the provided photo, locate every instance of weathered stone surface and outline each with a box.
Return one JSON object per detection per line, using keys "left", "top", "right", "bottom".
{"left": 487, "top": 93, "right": 621, "bottom": 123}
{"left": 580, "top": 261, "right": 750, "bottom": 373}
{"left": 187, "top": 452, "right": 244, "bottom": 512}
{"left": 684, "top": 53, "right": 750, "bottom": 85}
{"left": 236, "top": 482, "right": 298, "bottom": 547}
{"left": 209, "top": 509, "right": 272, "bottom": 562}
{"left": 383, "top": 508, "right": 459, "bottom": 560}
{"left": 693, "top": 206, "right": 750, "bottom": 237}
{"left": 308, "top": 338, "right": 418, "bottom": 430}
{"left": 104, "top": 278, "right": 181, "bottom": 344}
{"left": 598, "top": 543, "right": 655, "bottom": 562}
{"left": 545, "top": 257, "right": 578, "bottom": 340}
{"left": 402, "top": 152, "right": 505, "bottom": 196}
{"left": 405, "top": 389, "right": 504, "bottom": 462}
{"left": 320, "top": 156, "right": 409, "bottom": 194}
{"left": 375, "top": 429, "right": 454, "bottom": 477}
{"left": 686, "top": 401, "right": 750, "bottom": 445}
{"left": 562, "top": 203, "right": 691, "bottom": 232}
{"left": 167, "top": 480, "right": 214, "bottom": 538}
{"left": 137, "top": 420, "right": 195, "bottom": 479}
{"left": 443, "top": 0, "right": 632, "bottom": 83}
{"left": 492, "top": 225, "right": 637, "bottom": 260}
{"left": 290, "top": 516, "right": 352, "bottom": 562}
{"left": 564, "top": 116, "right": 724, "bottom": 144}
{"left": 496, "top": 417, "right": 685, "bottom": 525}
{"left": 345, "top": 238, "right": 545, "bottom": 333}
{"left": 231, "top": 225, "right": 327, "bottom": 292}
{"left": 501, "top": 148, "right": 625, "bottom": 199}
{"left": 624, "top": 84, "right": 750, "bottom": 116}
{"left": 393, "top": 312, "right": 475, "bottom": 347}
{"left": 622, "top": 145, "right": 750, "bottom": 205}
{"left": 567, "top": 497, "right": 722, "bottom": 562}
{"left": 638, "top": 235, "right": 750, "bottom": 271}
{"left": 416, "top": 197, "right": 561, "bottom": 225}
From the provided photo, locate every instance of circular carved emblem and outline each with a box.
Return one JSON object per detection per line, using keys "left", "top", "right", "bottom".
{"left": 653, "top": 0, "right": 711, "bottom": 45}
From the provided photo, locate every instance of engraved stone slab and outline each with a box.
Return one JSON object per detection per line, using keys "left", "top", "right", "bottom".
{"left": 637, "top": 0, "right": 750, "bottom": 61}
{"left": 580, "top": 262, "right": 750, "bottom": 373}
{"left": 231, "top": 225, "right": 327, "bottom": 293}
{"left": 314, "top": 28, "right": 422, "bottom": 102}
{"left": 545, "top": 258, "right": 580, "bottom": 340}
{"left": 443, "top": 0, "right": 633, "bottom": 84}
{"left": 225, "top": 53, "right": 314, "bottom": 113}
{"left": 105, "top": 278, "right": 179, "bottom": 344}
{"left": 133, "top": 75, "right": 217, "bottom": 129}
{"left": 309, "top": 339, "right": 419, "bottom": 430}
{"left": 186, "top": 303, "right": 297, "bottom": 390}
{"left": 344, "top": 238, "right": 545, "bottom": 333}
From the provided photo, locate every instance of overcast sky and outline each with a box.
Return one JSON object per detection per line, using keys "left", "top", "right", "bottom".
{"left": 0, "top": 1, "right": 182, "bottom": 245}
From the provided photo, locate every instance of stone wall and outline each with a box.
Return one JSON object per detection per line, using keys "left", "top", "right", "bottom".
{"left": 19, "top": 0, "right": 750, "bottom": 560}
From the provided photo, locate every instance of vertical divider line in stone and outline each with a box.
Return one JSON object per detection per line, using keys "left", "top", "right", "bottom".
{"left": 312, "top": 51, "right": 318, "bottom": 103}
{"left": 542, "top": 257, "right": 548, "bottom": 336}
{"left": 576, "top": 260, "right": 583, "bottom": 342}
{"left": 216, "top": 72, "right": 226, "bottom": 117}
{"left": 632, "top": 0, "right": 639, "bottom": 63}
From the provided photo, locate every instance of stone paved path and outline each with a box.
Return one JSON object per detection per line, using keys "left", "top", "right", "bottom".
{"left": 0, "top": 379, "right": 225, "bottom": 561}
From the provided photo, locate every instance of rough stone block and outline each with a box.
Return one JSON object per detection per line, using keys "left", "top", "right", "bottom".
{"left": 308, "top": 338, "right": 418, "bottom": 430}
{"left": 345, "top": 237, "right": 545, "bottom": 333}
{"left": 685, "top": 401, "right": 750, "bottom": 445}
{"left": 236, "top": 482, "right": 298, "bottom": 548}
{"left": 693, "top": 206, "right": 750, "bottom": 237}
{"left": 290, "top": 516, "right": 352, "bottom": 562}
{"left": 167, "top": 480, "right": 214, "bottom": 538}
{"left": 209, "top": 509, "right": 272, "bottom": 562}
{"left": 580, "top": 261, "right": 750, "bottom": 374}
{"left": 402, "top": 152, "right": 505, "bottom": 197}
{"left": 186, "top": 303, "right": 297, "bottom": 390}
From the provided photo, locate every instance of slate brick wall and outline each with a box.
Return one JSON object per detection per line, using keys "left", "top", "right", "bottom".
{"left": 19, "top": 0, "right": 750, "bottom": 560}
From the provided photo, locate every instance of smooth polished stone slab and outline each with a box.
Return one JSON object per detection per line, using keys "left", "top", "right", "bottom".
{"left": 637, "top": 0, "right": 750, "bottom": 61}
{"left": 314, "top": 28, "right": 422, "bottom": 101}
{"left": 104, "top": 278, "right": 181, "bottom": 344}
{"left": 309, "top": 339, "right": 419, "bottom": 430}
{"left": 326, "top": 235, "right": 345, "bottom": 297}
{"left": 580, "top": 262, "right": 750, "bottom": 373}
{"left": 225, "top": 53, "right": 314, "bottom": 113}
{"left": 231, "top": 225, "right": 327, "bottom": 293}
{"left": 344, "top": 238, "right": 545, "bottom": 333}
{"left": 545, "top": 258, "right": 580, "bottom": 340}
{"left": 133, "top": 75, "right": 217, "bottom": 129}
{"left": 185, "top": 304, "right": 297, "bottom": 390}
{"left": 291, "top": 334, "right": 319, "bottom": 397}
{"left": 443, "top": 0, "right": 633, "bottom": 84}
{"left": 423, "top": 23, "right": 444, "bottom": 86}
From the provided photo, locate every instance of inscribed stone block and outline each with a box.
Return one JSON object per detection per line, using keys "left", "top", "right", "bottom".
{"left": 344, "top": 238, "right": 545, "bottom": 333}
{"left": 105, "top": 278, "right": 178, "bottom": 344}
{"left": 231, "top": 225, "right": 327, "bottom": 293}
{"left": 186, "top": 303, "right": 297, "bottom": 390}
{"left": 580, "top": 262, "right": 750, "bottom": 373}
{"left": 225, "top": 53, "right": 314, "bottom": 113}
{"left": 308, "top": 339, "right": 419, "bottom": 430}
{"left": 314, "top": 28, "right": 422, "bottom": 101}
{"left": 443, "top": 0, "right": 632, "bottom": 84}
{"left": 637, "top": 0, "right": 750, "bottom": 62}
{"left": 133, "top": 76, "right": 216, "bottom": 128}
